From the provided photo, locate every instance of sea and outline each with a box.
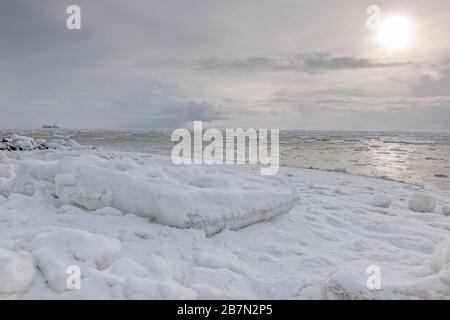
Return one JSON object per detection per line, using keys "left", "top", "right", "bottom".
{"left": 3, "top": 129, "right": 450, "bottom": 191}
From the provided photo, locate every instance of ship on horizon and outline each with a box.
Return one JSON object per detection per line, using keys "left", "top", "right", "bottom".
{"left": 41, "top": 124, "right": 60, "bottom": 129}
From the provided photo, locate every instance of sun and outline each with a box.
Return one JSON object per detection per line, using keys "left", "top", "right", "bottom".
{"left": 377, "top": 16, "right": 413, "bottom": 52}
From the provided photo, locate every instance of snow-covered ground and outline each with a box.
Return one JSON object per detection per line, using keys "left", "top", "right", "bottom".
{"left": 1, "top": 135, "right": 450, "bottom": 299}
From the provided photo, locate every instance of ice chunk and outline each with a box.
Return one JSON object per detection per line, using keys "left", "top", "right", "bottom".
{"left": 429, "top": 238, "right": 450, "bottom": 273}
{"left": 442, "top": 205, "right": 450, "bottom": 216}
{"left": 0, "top": 153, "right": 15, "bottom": 181}
{"left": 53, "top": 155, "right": 298, "bottom": 235}
{"left": 0, "top": 249, "right": 35, "bottom": 299}
{"left": 55, "top": 173, "right": 77, "bottom": 195}
{"left": 0, "top": 158, "right": 57, "bottom": 196}
{"left": 371, "top": 194, "right": 392, "bottom": 208}
{"left": 408, "top": 193, "right": 436, "bottom": 213}
{"left": 30, "top": 228, "right": 121, "bottom": 292}
{"left": 325, "top": 261, "right": 415, "bottom": 300}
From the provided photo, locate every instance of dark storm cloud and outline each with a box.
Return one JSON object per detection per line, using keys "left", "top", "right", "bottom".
{"left": 197, "top": 52, "right": 404, "bottom": 73}
{"left": 116, "top": 101, "right": 226, "bottom": 129}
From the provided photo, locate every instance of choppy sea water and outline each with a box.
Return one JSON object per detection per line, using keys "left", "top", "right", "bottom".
{"left": 3, "top": 129, "right": 450, "bottom": 191}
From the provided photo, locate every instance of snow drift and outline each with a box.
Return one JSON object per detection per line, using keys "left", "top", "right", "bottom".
{"left": 1, "top": 135, "right": 450, "bottom": 299}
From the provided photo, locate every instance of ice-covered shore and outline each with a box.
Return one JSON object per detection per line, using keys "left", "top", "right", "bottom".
{"left": 1, "top": 135, "right": 450, "bottom": 299}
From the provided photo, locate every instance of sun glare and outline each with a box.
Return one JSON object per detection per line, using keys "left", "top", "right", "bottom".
{"left": 377, "top": 16, "right": 413, "bottom": 52}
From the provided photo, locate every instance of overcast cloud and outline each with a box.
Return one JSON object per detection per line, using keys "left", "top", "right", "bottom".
{"left": 1, "top": 0, "right": 450, "bottom": 130}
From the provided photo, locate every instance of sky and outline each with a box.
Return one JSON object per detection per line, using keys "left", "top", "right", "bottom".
{"left": 1, "top": 0, "right": 450, "bottom": 131}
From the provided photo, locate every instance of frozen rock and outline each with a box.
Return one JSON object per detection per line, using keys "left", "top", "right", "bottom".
{"left": 0, "top": 134, "right": 50, "bottom": 151}
{"left": 0, "top": 134, "right": 90, "bottom": 152}
{"left": 408, "top": 193, "right": 437, "bottom": 213}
